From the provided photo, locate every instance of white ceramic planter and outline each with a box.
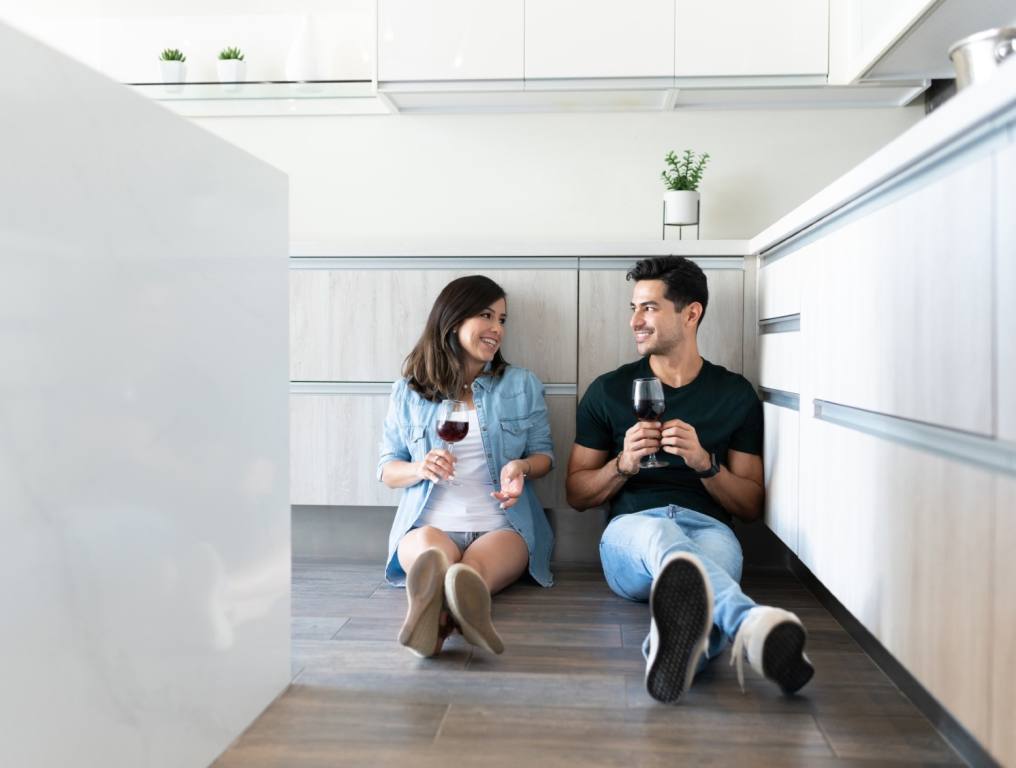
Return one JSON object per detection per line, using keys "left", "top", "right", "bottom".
{"left": 664, "top": 190, "right": 700, "bottom": 225}
{"left": 216, "top": 59, "right": 246, "bottom": 91}
{"left": 159, "top": 60, "right": 185, "bottom": 93}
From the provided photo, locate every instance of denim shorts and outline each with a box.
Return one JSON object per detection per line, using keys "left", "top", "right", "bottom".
{"left": 435, "top": 521, "right": 516, "bottom": 554}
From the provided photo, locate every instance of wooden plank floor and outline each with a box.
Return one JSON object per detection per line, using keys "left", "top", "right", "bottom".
{"left": 214, "top": 561, "right": 965, "bottom": 767}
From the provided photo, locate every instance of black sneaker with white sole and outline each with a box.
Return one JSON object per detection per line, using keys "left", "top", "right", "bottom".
{"left": 645, "top": 552, "right": 714, "bottom": 704}
{"left": 730, "top": 606, "right": 814, "bottom": 695}
{"left": 762, "top": 619, "right": 814, "bottom": 694}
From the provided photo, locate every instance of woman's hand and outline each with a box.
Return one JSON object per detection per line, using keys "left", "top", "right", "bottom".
{"left": 416, "top": 448, "right": 457, "bottom": 483}
{"left": 492, "top": 459, "right": 531, "bottom": 510}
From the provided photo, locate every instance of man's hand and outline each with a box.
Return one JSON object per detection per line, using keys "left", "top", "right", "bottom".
{"left": 618, "top": 421, "right": 663, "bottom": 475}
{"left": 660, "top": 419, "right": 711, "bottom": 472}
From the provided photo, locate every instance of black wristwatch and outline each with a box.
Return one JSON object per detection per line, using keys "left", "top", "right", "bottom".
{"left": 695, "top": 452, "right": 720, "bottom": 479}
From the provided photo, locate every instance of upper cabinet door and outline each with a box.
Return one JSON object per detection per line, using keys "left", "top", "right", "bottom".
{"left": 525, "top": 0, "right": 675, "bottom": 79}
{"left": 379, "top": 0, "right": 524, "bottom": 81}
{"left": 675, "top": 0, "right": 829, "bottom": 77}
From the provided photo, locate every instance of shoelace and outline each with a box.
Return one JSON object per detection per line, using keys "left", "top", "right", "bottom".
{"left": 729, "top": 618, "right": 751, "bottom": 692}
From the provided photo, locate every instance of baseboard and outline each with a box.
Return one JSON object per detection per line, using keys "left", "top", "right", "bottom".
{"left": 783, "top": 547, "right": 1000, "bottom": 768}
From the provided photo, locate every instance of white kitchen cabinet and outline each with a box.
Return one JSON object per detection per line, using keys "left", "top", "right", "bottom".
{"left": 762, "top": 402, "right": 799, "bottom": 552}
{"left": 577, "top": 266, "right": 744, "bottom": 397}
{"left": 759, "top": 331, "right": 799, "bottom": 394}
{"left": 759, "top": 249, "right": 802, "bottom": 320}
{"left": 290, "top": 267, "right": 578, "bottom": 384}
{"left": 524, "top": 0, "right": 675, "bottom": 79}
{"left": 992, "top": 476, "right": 1016, "bottom": 767}
{"left": 804, "top": 418, "right": 994, "bottom": 746}
{"left": 808, "top": 154, "right": 995, "bottom": 436}
{"left": 996, "top": 139, "right": 1016, "bottom": 443}
{"left": 379, "top": 0, "right": 524, "bottom": 81}
{"left": 675, "top": 0, "right": 829, "bottom": 78}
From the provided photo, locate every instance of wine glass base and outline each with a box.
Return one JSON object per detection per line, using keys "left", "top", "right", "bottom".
{"left": 639, "top": 457, "right": 669, "bottom": 469}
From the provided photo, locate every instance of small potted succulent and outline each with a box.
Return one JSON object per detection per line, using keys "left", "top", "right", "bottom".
{"left": 661, "top": 150, "right": 710, "bottom": 226}
{"left": 159, "top": 48, "right": 186, "bottom": 91}
{"left": 217, "top": 46, "right": 246, "bottom": 89}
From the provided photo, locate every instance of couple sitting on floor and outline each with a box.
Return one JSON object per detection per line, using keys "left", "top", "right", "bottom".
{"left": 376, "top": 256, "right": 814, "bottom": 704}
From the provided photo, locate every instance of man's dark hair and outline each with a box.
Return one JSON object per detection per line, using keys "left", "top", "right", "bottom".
{"left": 626, "top": 256, "right": 709, "bottom": 328}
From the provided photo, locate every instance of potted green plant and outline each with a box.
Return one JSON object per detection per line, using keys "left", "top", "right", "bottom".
{"left": 661, "top": 150, "right": 710, "bottom": 226}
{"left": 159, "top": 48, "right": 186, "bottom": 91}
{"left": 217, "top": 46, "right": 246, "bottom": 89}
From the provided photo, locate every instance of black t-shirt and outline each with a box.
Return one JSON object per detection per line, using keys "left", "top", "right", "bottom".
{"left": 575, "top": 357, "right": 763, "bottom": 524}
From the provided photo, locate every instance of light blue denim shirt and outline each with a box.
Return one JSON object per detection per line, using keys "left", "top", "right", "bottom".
{"left": 377, "top": 365, "right": 555, "bottom": 588}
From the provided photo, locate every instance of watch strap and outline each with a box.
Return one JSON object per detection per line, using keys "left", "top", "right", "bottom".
{"left": 695, "top": 452, "right": 720, "bottom": 479}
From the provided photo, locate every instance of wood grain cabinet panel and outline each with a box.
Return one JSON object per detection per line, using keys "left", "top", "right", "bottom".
{"left": 578, "top": 267, "right": 744, "bottom": 397}
{"left": 291, "top": 269, "right": 578, "bottom": 384}
{"left": 996, "top": 139, "right": 1016, "bottom": 443}
{"left": 809, "top": 155, "right": 995, "bottom": 435}
{"left": 531, "top": 396, "right": 577, "bottom": 511}
{"left": 762, "top": 402, "right": 798, "bottom": 552}
{"left": 290, "top": 393, "right": 402, "bottom": 507}
{"left": 805, "top": 419, "right": 993, "bottom": 746}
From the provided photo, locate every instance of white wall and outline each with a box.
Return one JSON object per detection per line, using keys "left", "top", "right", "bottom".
{"left": 0, "top": 22, "right": 290, "bottom": 768}
{"left": 195, "top": 106, "right": 923, "bottom": 244}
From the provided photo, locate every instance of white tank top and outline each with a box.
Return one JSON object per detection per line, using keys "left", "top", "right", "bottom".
{"left": 418, "top": 410, "right": 510, "bottom": 532}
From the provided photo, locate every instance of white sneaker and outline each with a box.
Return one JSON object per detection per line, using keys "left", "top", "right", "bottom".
{"left": 730, "top": 606, "right": 814, "bottom": 694}
{"left": 645, "top": 553, "right": 713, "bottom": 704}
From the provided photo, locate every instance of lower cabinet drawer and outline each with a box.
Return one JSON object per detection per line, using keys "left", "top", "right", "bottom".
{"left": 291, "top": 393, "right": 402, "bottom": 507}
{"left": 759, "top": 249, "right": 801, "bottom": 320}
{"left": 803, "top": 154, "right": 994, "bottom": 435}
{"left": 759, "top": 331, "right": 799, "bottom": 394}
{"left": 798, "top": 415, "right": 994, "bottom": 746}
{"left": 762, "top": 401, "right": 799, "bottom": 553}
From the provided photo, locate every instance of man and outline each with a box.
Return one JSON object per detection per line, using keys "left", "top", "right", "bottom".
{"left": 565, "top": 256, "right": 814, "bottom": 704}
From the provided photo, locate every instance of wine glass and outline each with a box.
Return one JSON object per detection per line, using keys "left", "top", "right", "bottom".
{"left": 633, "top": 377, "right": 668, "bottom": 469}
{"left": 435, "top": 399, "right": 468, "bottom": 486}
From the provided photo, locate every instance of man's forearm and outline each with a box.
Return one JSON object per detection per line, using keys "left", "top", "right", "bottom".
{"left": 566, "top": 460, "right": 628, "bottom": 511}
{"left": 702, "top": 467, "right": 764, "bottom": 522}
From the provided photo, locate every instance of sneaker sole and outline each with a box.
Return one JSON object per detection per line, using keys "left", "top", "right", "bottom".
{"left": 645, "top": 555, "right": 713, "bottom": 704}
{"left": 445, "top": 565, "right": 504, "bottom": 655}
{"left": 762, "top": 620, "right": 814, "bottom": 694}
{"left": 398, "top": 549, "right": 448, "bottom": 658}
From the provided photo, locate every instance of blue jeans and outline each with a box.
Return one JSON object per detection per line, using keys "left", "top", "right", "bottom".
{"left": 599, "top": 505, "right": 757, "bottom": 669}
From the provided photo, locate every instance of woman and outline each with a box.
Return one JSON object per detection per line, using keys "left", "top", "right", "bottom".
{"left": 377, "top": 275, "right": 555, "bottom": 657}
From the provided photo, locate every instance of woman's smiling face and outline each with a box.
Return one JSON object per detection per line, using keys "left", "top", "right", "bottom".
{"left": 457, "top": 297, "right": 507, "bottom": 370}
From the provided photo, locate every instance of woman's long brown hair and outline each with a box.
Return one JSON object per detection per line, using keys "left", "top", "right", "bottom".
{"left": 403, "top": 275, "right": 509, "bottom": 402}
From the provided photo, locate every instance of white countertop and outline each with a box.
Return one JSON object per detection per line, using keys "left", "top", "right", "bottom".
{"left": 290, "top": 239, "right": 750, "bottom": 258}
{"left": 749, "top": 58, "right": 1016, "bottom": 256}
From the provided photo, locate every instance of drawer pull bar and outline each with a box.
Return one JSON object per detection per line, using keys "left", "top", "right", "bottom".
{"left": 759, "top": 314, "right": 800, "bottom": 334}
{"left": 814, "top": 399, "right": 1016, "bottom": 476}
{"left": 761, "top": 388, "right": 799, "bottom": 411}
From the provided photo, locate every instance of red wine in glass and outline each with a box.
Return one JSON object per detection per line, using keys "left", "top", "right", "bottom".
{"left": 633, "top": 377, "right": 669, "bottom": 468}
{"left": 435, "top": 399, "right": 468, "bottom": 485}
{"left": 633, "top": 399, "right": 665, "bottom": 421}
{"left": 436, "top": 420, "right": 468, "bottom": 442}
